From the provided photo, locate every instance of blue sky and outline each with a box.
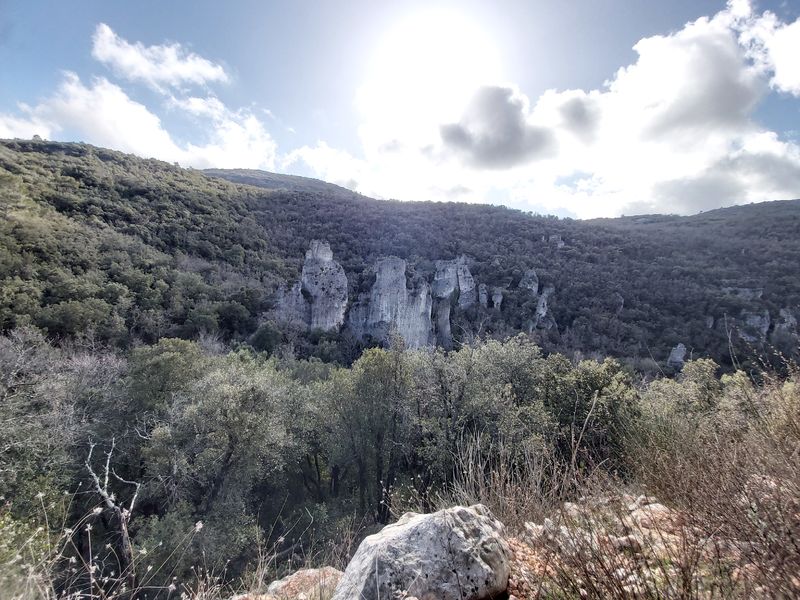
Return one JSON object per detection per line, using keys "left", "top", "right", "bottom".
{"left": 1, "top": 0, "right": 799, "bottom": 217}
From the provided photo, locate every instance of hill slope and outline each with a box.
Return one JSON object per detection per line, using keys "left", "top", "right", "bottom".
{"left": 1, "top": 139, "right": 798, "bottom": 368}
{"left": 202, "top": 167, "right": 358, "bottom": 198}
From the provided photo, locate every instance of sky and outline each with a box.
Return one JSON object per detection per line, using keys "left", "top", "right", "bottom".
{"left": 1, "top": 0, "right": 800, "bottom": 218}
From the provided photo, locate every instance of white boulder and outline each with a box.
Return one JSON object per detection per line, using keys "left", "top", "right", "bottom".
{"left": 331, "top": 504, "right": 510, "bottom": 600}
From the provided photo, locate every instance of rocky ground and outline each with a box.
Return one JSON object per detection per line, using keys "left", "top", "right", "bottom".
{"left": 233, "top": 493, "right": 799, "bottom": 600}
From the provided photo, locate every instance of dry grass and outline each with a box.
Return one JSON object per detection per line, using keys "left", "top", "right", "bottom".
{"left": 431, "top": 367, "right": 800, "bottom": 598}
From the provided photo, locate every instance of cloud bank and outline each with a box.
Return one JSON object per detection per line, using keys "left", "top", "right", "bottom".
{"left": 289, "top": 0, "right": 800, "bottom": 217}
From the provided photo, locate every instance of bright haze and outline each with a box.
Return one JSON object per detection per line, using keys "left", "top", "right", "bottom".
{"left": 1, "top": 0, "right": 799, "bottom": 218}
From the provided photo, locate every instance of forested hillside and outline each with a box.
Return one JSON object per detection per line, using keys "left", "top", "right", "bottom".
{"left": 2, "top": 138, "right": 799, "bottom": 370}
{"left": 2, "top": 138, "right": 800, "bottom": 598}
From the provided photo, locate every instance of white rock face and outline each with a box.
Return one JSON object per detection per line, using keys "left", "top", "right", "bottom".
{"left": 667, "top": 343, "right": 687, "bottom": 369}
{"left": 526, "top": 285, "right": 556, "bottom": 332}
{"left": 518, "top": 268, "right": 539, "bottom": 293}
{"left": 434, "top": 300, "right": 453, "bottom": 348}
{"left": 432, "top": 259, "right": 459, "bottom": 299}
{"left": 301, "top": 241, "right": 348, "bottom": 330}
{"left": 535, "top": 285, "right": 555, "bottom": 327}
{"left": 456, "top": 260, "right": 477, "bottom": 309}
{"left": 433, "top": 256, "right": 476, "bottom": 308}
{"left": 491, "top": 287, "right": 504, "bottom": 310}
{"left": 275, "top": 241, "right": 347, "bottom": 331}
{"left": 431, "top": 256, "right": 476, "bottom": 348}
{"left": 274, "top": 282, "right": 310, "bottom": 327}
{"left": 348, "top": 257, "right": 433, "bottom": 348}
{"left": 549, "top": 234, "right": 565, "bottom": 249}
{"left": 478, "top": 283, "right": 489, "bottom": 308}
{"left": 331, "top": 504, "right": 510, "bottom": 600}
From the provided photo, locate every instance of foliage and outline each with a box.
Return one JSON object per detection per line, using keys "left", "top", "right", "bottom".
{"left": 2, "top": 139, "right": 799, "bottom": 370}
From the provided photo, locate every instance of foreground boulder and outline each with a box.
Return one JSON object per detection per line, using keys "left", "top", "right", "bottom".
{"left": 331, "top": 504, "right": 510, "bottom": 600}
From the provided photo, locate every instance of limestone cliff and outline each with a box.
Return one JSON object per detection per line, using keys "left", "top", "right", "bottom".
{"left": 431, "top": 256, "right": 476, "bottom": 348}
{"left": 301, "top": 241, "right": 348, "bottom": 330}
{"left": 348, "top": 257, "right": 433, "bottom": 348}
{"left": 275, "top": 240, "right": 347, "bottom": 331}
{"left": 274, "top": 282, "right": 310, "bottom": 326}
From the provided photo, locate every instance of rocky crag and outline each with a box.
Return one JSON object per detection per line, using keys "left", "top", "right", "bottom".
{"left": 275, "top": 241, "right": 348, "bottom": 331}
{"left": 275, "top": 241, "right": 557, "bottom": 349}
{"left": 347, "top": 256, "right": 434, "bottom": 348}
{"left": 274, "top": 243, "right": 800, "bottom": 361}
{"left": 432, "top": 256, "right": 477, "bottom": 349}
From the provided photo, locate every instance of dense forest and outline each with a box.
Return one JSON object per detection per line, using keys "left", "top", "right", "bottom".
{"left": 1, "top": 139, "right": 799, "bottom": 371}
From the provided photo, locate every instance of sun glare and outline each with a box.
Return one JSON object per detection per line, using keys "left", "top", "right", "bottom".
{"left": 358, "top": 8, "right": 502, "bottom": 148}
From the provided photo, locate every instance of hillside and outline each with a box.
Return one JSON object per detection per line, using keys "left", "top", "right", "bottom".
{"left": 2, "top": 139, "right": 799, "bottom": 369}
{"left": 2, "top": 139, "right": 800, "bottom": 599}
{"left": 202, "top": 168, "right": 359, "bottom": 198}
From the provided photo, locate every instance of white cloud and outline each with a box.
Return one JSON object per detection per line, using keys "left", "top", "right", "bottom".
{"left": 283, "top": 142, "right": 365, "bottom": 191}
{"left": 739, "top": 7, "right": 800, "bottom": 96}
{"left": 33, "top": 72, "right": 187, "bottom": 159}
{"left": 0, "top": 72, "right": 275, "bottom": 170}
{"left": 1, "top": 25, "right": 273, "bottom": 170}
{"left": 289, "top": 0, "right": 800, "bottom": 218}
{"left": 171, "top": 96, "right": 277, "bottom": 169}
{"left": 91, "top": 23, "right": 228, "bottom": 92}
{"left": 0, "top": 109, "right": 53, "bottom": 140}
{"left": 440, "top": 85, "right": 557, "bottom": 169}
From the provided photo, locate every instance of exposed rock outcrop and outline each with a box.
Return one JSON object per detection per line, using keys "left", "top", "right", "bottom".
{"left": 268, "top": 566, "right": 342, "bottom": 599}
{"left": 740, "top": 309, "right": 770, "bottom": 342}
{"left": 667, "top": 343, "right": 687, "bottom": 369}
{"left": 432, "top": 255, "right": 476, "bottom": 309}
{"left": 331, "top": 504, "right": 510, "bottom": 600}
{"left": 518, "top": 268, "right": 539, "bottom": 294}
{"left": 275, "top": 241, "right": 347, "bottom": 331}
{"left": 492, "top": 287, "right": 504, "bottom": 310}
{"left": 431, "top": 256, "right": 477, "bottom": 348}
{"left": 535, "top": 285, "right": 556, "bottom": 330}
{"left": 479, "top": 283, "right": 489, "bottom": 308}
{"left": 348, "top": 257, "right": 433, "bottom": 348}
{"left": 301, "top": 241, "right": 348, "bottom": 330}
{"left": 274, "top": 282, "right": 310, "bottom": 327}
